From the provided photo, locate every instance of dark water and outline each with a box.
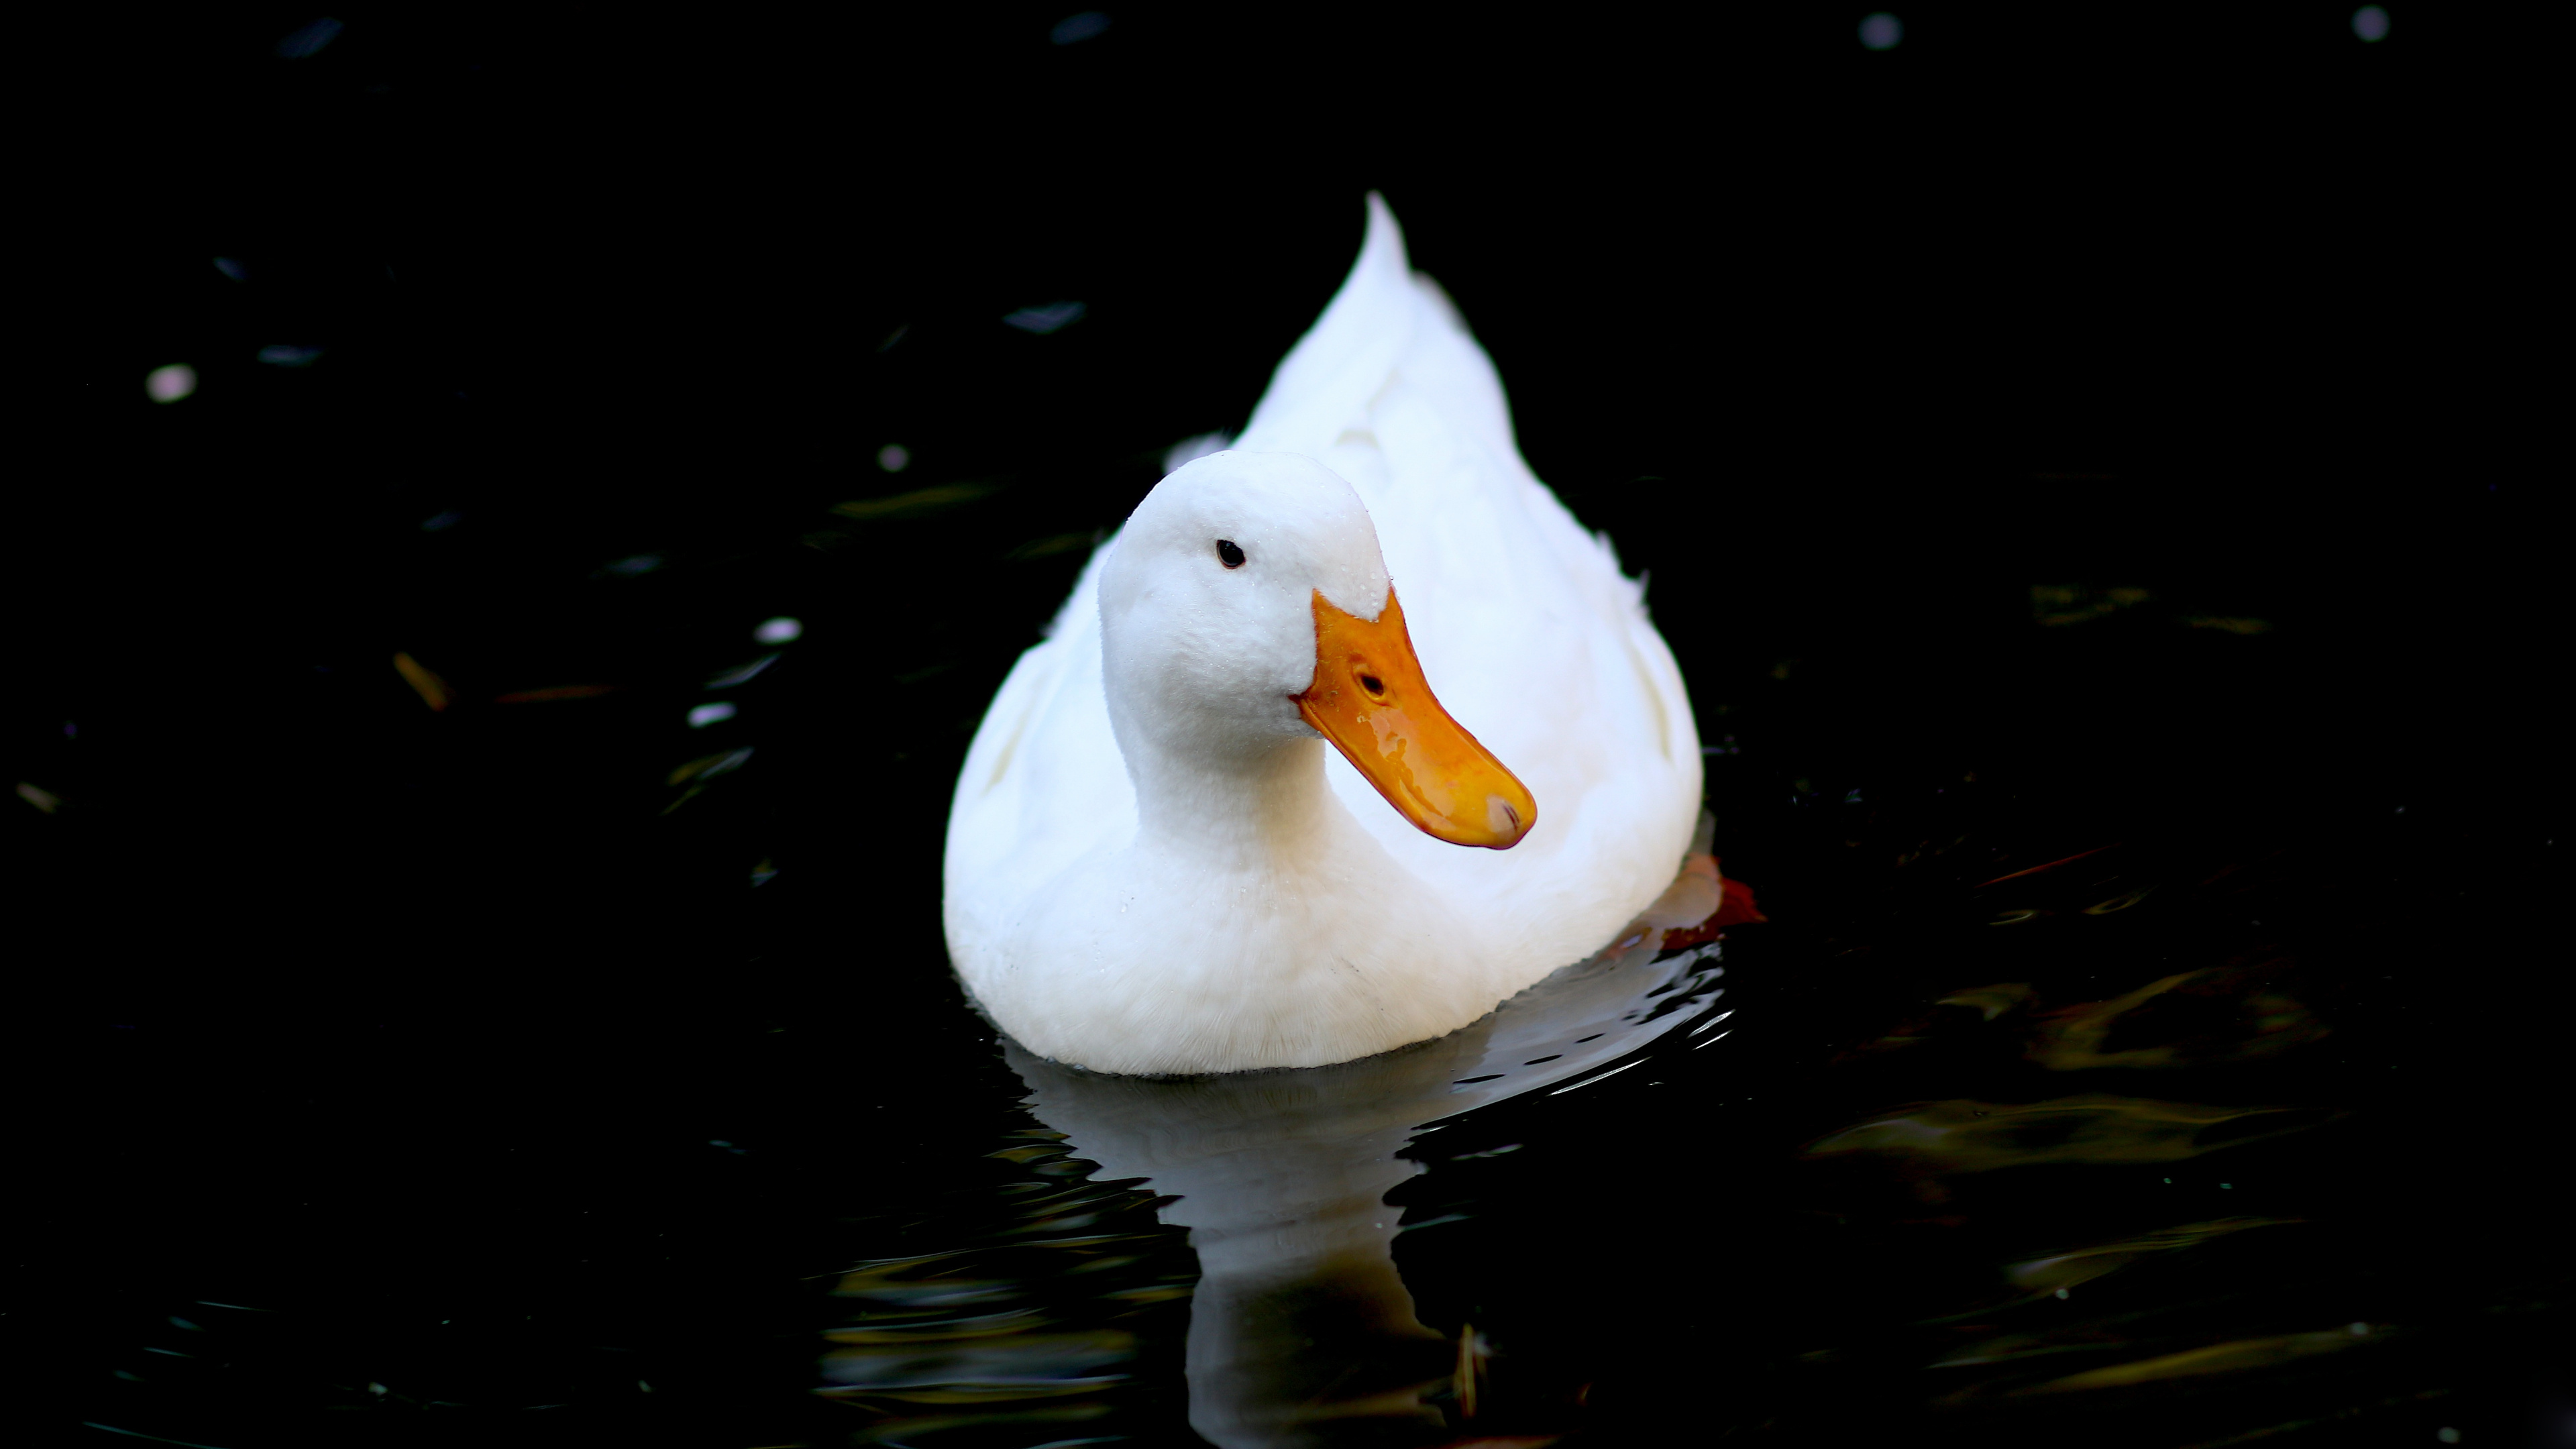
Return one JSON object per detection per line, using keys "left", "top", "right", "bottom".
{"left": 20, "top": 11, "right": 2565, "bottom": 1448}
{"left": 18, "top": 446, "right": 2567, "bottom": 1445}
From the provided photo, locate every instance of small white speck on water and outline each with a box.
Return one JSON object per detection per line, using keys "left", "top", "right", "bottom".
{"left": 146, "top": 364, "right": 197, "bottom": 403}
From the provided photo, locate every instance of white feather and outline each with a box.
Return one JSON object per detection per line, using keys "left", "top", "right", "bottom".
{"left": 943, "top": 195, "right": 1701, "bottom": 1074}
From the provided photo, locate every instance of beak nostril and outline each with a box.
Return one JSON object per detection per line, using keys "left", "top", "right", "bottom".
{"left": 1301, "top": 588, "right": 1535, "bottom": 852}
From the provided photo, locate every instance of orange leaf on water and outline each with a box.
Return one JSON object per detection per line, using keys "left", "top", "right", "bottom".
{"left": 392, "top": 651, "right": 453, "bottom": 712}
{"left": 1713, "top": 865, "right": 1767, "bottom": 926}
{"left": 1655, "top": 857, "right": 1768, "bottom": 949}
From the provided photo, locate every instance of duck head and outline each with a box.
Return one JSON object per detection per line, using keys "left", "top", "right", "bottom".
{"left": 1099, "top": 451, "right": 1536, "bottom": 849}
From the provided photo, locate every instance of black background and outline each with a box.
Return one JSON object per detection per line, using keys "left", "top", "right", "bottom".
{"left": 13, "top": 6, "right": 2565, "bottom": 1447}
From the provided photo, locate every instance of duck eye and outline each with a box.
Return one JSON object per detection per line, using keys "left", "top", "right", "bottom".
{"left": 1215, "top": 539, "right": 1245, "bottom": 569}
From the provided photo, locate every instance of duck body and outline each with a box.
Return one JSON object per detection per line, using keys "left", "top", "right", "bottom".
{"left": 944, "top": 196, "right": 1701, "bottom": 1075}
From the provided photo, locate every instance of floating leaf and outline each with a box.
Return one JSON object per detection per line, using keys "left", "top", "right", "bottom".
{"left": 831, "top": 482, "right": 1001, "bottom": 521}
{"left": 1653, "top": 857, "right": 1767, "bottom": 949}
{"left": 392, "top": 651, "right": 452, "bottom": 712}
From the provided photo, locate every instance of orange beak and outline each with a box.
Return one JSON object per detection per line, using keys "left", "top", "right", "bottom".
{"left": 1294, "top": 588, "right": 1537, "bottom": 850}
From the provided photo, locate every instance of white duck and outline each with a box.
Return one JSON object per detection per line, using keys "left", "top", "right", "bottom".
{"left": 943, "top": 194, "right": 1701, "bottom": 1075}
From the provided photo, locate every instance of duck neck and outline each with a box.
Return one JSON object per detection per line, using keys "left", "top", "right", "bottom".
{"left": 1122, "top": 732, "right": 1344, "bottom": 873}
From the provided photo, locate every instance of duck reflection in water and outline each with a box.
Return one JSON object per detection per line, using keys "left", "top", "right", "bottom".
{"left": 1001, "top": 826, "right": 1737, "bottom": 1448}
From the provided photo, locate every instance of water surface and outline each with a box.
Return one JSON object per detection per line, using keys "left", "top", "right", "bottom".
{"left": 23, "top": 474, "right": 2565, "bottom": 1446}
